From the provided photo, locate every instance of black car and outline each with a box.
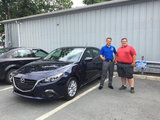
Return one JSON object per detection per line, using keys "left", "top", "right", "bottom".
{"left": 0, "top": 47, "right": 48, "bottom": 84}
{"left": 13, "top": 47, "right": 103, "bottom": 100}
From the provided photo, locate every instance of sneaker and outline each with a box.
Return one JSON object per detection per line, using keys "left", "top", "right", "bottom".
{"left": 108, "top": 85, "right": 114, "bottom": 89}
{"left": 98, "top": 86, "right": 103, "bottom": 90}
{"left": 130, "top": 88, "right": 135, "bottom": 93}
{"left": 119, "top": 85, "right": 127, "bottom": 90}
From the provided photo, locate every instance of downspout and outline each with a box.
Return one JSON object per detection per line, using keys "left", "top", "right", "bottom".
{"left": 16, "top": 21, "right": 21, "bottom": 47}
{"left": 4, "top": 24, "right": 8, "bottom": 47}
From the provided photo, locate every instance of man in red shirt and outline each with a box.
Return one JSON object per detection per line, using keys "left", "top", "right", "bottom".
{"left": 115, "top": 38, "right": 136, "bottom": 93}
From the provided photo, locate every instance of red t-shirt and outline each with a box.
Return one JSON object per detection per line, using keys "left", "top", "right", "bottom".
{"left": 116, "top": 45, "right": 136, "bottom": 64}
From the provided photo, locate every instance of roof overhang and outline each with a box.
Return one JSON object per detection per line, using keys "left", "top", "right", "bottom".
{"left": 0, "top": 0, "right": 150, "bottom": 24}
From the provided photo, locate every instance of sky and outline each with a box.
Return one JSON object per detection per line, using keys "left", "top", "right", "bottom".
{"left": 72, "top": 0, "right": 85, "bottom": 7}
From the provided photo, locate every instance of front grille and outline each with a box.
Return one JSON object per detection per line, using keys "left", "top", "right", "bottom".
{"left": 14, "top": 88, "right": 35, "bottom": 97}
{"left": 14, "top": 77, "right": 37, "bottom": 91}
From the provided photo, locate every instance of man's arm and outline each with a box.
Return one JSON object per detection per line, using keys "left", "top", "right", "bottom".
{"left": 131, "top": 55, "right": 136, "bottom": 67}
{"left": 114, "top": 54, "right": 117, "bottom": 64}
{"left": 113, "top": 47, "right": 117, "bottom": 63}
{"left": 100, "top": 55, "right": 105, "bottom": 61}
{"left": 99, "top": 47, "right": 105, "bottom": 61}
{"left": 130, "top": 47, "right": 136, "bottom": 67}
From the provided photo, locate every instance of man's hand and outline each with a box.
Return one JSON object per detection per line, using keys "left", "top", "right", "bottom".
{"left": 101, "top": 57, "right": 105, "bottom": 61}
{"left": 100, "top": 55, "right": 105, "bottom": 61}
{"left": 114, "top": 54, "right": 117, "bottom": 64}
{"left": 131, "top": 55, "right": 136, "bottom": 67}
{"left": 114, "top": 59, "right": 117, "bottom": 64}
{"left": 131, "top": 62, "right": 136, "bottom": 67}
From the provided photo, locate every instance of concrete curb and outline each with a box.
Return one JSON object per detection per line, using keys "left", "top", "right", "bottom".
{"left": 114, "top": 72, "right": 160, "bottom": 81}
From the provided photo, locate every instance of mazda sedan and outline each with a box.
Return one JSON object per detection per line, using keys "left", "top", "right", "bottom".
{"left": 0, "top": 47, "right": 48, "bottom": 84}
{"left": 13, "top": 47, "right": 102, "bottom": 100}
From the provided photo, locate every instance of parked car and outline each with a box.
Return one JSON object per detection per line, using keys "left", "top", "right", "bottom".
{"left": 0, "top": 47, "right": 48, "bottom": 84}
{"left": 13, "top": 47, "right": 102, "bottom": 100}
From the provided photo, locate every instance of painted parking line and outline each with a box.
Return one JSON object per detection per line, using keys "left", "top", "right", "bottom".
{"left": 0, "top": 86, "right": 13, "bottom": 92}
{"left": 35, "top": 77, "right": 115, "bottom": 120}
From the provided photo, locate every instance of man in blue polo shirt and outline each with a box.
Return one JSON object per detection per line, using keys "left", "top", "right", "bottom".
{"left": 99, "top": 37, "right": 117, "bottom": 89}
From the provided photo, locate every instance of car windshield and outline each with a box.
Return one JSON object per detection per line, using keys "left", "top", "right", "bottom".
{"left": 44, "top": 48, "right": 84, "bottom": 62}
{"left": 0, "top": 48, "right": 11, "bottom": 55}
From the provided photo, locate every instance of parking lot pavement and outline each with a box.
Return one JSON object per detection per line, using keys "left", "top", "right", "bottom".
{"left": 0, "top": 81, "right": 12, "bottom": 91}
{"left": 0, "top": 78, "right": 99, "bottom": 120}
{"left": 0, "top": 77, "right": 160, "bottom": 120}
{"left": 43, "top": 77, "right": 160, "bottom": 120}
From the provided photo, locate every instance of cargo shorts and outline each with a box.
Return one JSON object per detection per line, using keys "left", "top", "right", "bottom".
{"left": 117, "top": 62, "right": 134, "bottom": 79}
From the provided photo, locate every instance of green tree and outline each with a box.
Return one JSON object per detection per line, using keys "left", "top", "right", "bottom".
{"left": 10, "top": 0, "right": 39, "bottom": 18}
{"left": 0, "top": 0, "right": 73, "bottom": 19}
{"left": 0, "top": 24, "right": 4, "bottom": 34}
{"left": 83, "top": 0, "right": 110, "bottom": 5}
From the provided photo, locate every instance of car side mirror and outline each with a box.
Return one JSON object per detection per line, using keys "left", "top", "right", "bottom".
{"left": 85, "top": 57, "right": 93, "bottom": 62}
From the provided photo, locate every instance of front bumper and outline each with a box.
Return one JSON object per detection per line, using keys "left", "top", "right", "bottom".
{"left": 13, "top": 91, "right": 44, "bottom": 100}
{"left": 13, "top": 79, "right": 67, "bottom": 100}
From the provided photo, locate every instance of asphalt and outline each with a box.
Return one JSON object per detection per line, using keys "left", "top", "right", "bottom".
{"left": 0, "top": 77, "right": 160, "bottom": 120}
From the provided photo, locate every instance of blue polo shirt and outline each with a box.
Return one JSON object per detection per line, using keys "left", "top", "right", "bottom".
{"left": 100, "top": 45, "right": 117, "bottom": 60}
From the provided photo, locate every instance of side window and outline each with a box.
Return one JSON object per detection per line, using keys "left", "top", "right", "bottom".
{"left": 12, "top": 50, "right": 33, "bottom": 58}
{"left": 32, "top": 49, "right": 47, "bottom": 58}
{"left": 51, "top": 49, "right": 62, "bottom": 58}
{"left": 44, "top": 49, "right": 62, "bottom": 60}
{"left": 92, "top": 49, "right": 100, "bottom": 58}
{"left": 82, "top": 49, "right": 93, "bottom": 60}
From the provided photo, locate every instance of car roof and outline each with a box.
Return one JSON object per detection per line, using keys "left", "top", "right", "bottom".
{"left": 0, "top": 47, "right": 43, "bottom": 51}
{"left": 59, "top": 46, "right": 100, "bottom": 50}
{"left": 0, "top": 47, "right": 17, "bottom": 50}
{"left": 0, "top": 47, "right": 48, "bottom": 55}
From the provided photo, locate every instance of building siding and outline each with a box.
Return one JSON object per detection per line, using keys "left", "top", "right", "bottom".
{"left": 3, "top": 0, "right": 160, "bottom": 62}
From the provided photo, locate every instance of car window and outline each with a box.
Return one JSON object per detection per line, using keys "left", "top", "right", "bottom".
{"left": 92, "top": 49, "right": 100, "bottom": 58}
{"left": 44, "top": 48, "right": 84, "bottom": 62}
{"left": 46, "top": 49, "right": 62, "bottom": 60}
{"left": 82, "top": 49, "right": 93, "bottom": 60}
{"left": 32, "top": 49, "right": 47, "bottom": 58}
{"left": 12, "top": 50, "right": 33, "bottom": 58}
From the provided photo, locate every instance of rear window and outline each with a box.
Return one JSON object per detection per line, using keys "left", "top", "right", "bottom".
{"left": 12, "top": 50, "right": 33, "bottom": 58}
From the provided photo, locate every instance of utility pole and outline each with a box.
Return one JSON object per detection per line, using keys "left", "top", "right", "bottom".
{"left": 7, "top": 3, "right": 11, "bottom": 19}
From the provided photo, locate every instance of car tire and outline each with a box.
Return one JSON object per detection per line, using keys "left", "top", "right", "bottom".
{"left": 64, "top": 77, "right": 78, "bottom": 100}
{"left": 6, "top": 69, "right": 16, "bottom": 84}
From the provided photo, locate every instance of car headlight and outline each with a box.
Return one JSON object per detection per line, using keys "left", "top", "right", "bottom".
{"left": 41, "top": 73, "right": 64, "bottom": 83}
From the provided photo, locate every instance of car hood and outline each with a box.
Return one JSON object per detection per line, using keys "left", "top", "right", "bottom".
{"left": 14, "top": 60, "right": 73, "bottom": 80}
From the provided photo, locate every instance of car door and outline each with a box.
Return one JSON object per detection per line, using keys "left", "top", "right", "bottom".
{"left": 81, "top": 48, "right": 97, "bottom": 83}
{"left": 91, "top": 48, "right": 103, "bottom": 78}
